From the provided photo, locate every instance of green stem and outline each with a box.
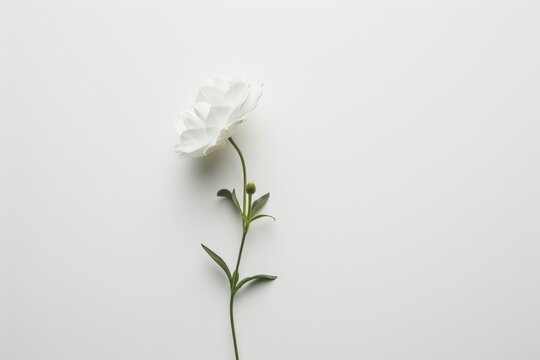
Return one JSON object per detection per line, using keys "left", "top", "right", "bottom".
{"left": 229, "top": 293, "right": 239, "bottom": 360}
{"left": 247, "top": 193, "right": 253, "bottom": 219}
{"left": 230, "top": 231, "right": 248, "bottom": 360}
{"left": 234, "top": 231, "right": 248, "bottom": 277}
{"left": 228, "top": 137, "right": 250, "bottom": 360}
{"left": 228, "top": 137, "right": 247, "bottom": 215}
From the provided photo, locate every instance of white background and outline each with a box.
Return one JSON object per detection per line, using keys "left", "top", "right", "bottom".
{"left": 1, "top": 0, "right": 540, "bottom": 359}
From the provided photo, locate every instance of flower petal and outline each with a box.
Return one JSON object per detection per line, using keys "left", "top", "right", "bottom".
{"left": 229, "top": 82, "right": 263, "bottom": 122}
{"left": 193, "top": 102, "right": 211, "bottom": 119}
{"left": 177, "top": 110, "right": 201, "bottom": 132}
{"left": 175, "top": 127, "right": 215, "bottom": 157}
{"left": 240, "top": 82, "right": 263, "bottom": 115}
{"left": 196, "top": 86, "right": 225, "bottom": 105}
{"left": 180, "top": 127, "right": 210, "bottom": 143}
{"left": 203, "top": 119, "right": 245, "bottom": 156}
{"left": 224, "top": 82, "right": 249, "bottom": 107}
{"left": 212, "top": 77, "right": 232, "bottom": 92}
{"left": 205, "top": 106, "right": 235, "bottom": 129}
{"left": 175, "top": 142, "right": 206, "bottom": 157}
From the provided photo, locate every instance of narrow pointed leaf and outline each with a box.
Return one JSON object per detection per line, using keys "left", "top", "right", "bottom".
{"left": 249, "top": 214, "right": 276, "bottom": 223}
{"left": 231, "top": 189, "right": 242, "bottom": 214}
{"left": 217, "top": 188, "right": 242, "bottom": 215}
{"left": 201, "top": 244, "right": 232, "bottom": 282}
{"left": 235, "top": 274, "right": 277, "bottom": 293}
{"left": 250, "top": 192, "right": 270, "bottom": 215}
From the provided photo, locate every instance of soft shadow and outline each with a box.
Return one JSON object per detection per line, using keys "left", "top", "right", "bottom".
{"left": 186, "top": 148, "right": 231, "bottom": 187}
{"left": 204, "top": 265, "right": 232, "bottom": 294}
{"left": 173, "top": 146, "right": 237, "bottom": 211}
{"left": 174, "top": 140, "right": 251, "bottom": 220}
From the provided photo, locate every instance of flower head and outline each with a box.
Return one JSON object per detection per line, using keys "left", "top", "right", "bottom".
{"left": 175, "top": 77, "right": 263, "bottom": 157}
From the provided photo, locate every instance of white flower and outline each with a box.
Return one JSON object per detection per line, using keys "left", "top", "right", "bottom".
{"left": 175, "top": 78, "right": 263, "bottom": 157}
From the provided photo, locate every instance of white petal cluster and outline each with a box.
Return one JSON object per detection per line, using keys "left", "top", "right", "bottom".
{"left": 175, "top": 78, "right": 263, "bottom": 157}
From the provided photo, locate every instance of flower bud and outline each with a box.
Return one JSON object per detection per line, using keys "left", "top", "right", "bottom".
{"left": 246, "top": 182, "right": 256, "bottom": 195}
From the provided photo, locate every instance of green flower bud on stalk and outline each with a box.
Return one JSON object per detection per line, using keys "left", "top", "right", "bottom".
{"left": 246, "top": 182, "right": 256, "bottom": 195}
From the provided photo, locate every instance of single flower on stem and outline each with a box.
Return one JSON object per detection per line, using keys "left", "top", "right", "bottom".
{"left": 175, "top": 77, "right": 276, "bottom": 360}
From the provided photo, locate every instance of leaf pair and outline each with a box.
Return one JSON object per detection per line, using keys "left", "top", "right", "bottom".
{"left": 217, "top": 188, "right": 275, "bottom": 224}
{"left": 201, "top": 244, "right": 277, "bottom": 293}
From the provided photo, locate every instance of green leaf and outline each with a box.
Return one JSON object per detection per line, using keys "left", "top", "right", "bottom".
{"left": 249, "top": 214, "right": 276, "bottom": 223}
{"left": 217, "top": 188, "right": 242, "bottom": 215}
{"left": 217, "top": 188, "right": 232, "bottom": 198}
{"left": 250, "top": 193, "right": 270, "bottom": 216}
{"left": 235, "top": 274, "right": 277, "bottom": 293}
{"left": 231, "top": 189, "right": 242, "bottom": 214}
{"left": 201, "top": 244, "right": 232, "bottom": 282}
{"left": 232, "top": 270, "right": 239, "bottom": 287}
